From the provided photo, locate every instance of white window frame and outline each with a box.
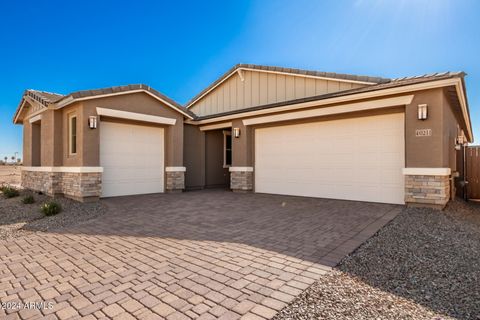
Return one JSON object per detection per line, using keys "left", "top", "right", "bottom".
{"left": 68, "top": 113, "right": 77, "bottom": 155}
{"left": 223, "top": 130, "right": 232, "bottom": 168}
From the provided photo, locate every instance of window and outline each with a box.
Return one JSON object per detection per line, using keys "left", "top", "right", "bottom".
{"left": 223, "top": 130, "right": 232, "bottom": 167}
{"left": 69, "top": 114, "right": 77, "bottom": 155}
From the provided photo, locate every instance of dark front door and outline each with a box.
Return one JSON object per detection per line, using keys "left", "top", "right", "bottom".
{"left": 466, "top": 146, "right": 480, "bottom": 199}
{"left": 205, "top": 130, "right": 230, "bottom": 188}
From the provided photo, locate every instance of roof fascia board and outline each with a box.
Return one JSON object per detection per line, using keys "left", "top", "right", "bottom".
{"left": 22, "top": 166, "right": 103, "bottom": 173}
{"left": 186, "top": 78, "right": 462, "bottom": 125}
{"left": 453, "top": 79, "right": 473, "bottom": 141}
{"left": 186, "top": 67, "right": 378, "bottom": 109}
{"left": 199, "top": 122, "right": 232, "bottom": 131}
{"left": 242, "top": 95, "right": 414, "bottom": 126}
{"left": 247, "top": 68, "right": 377, "bottom": 85}
{"left": 13, "top": 99, "right": 26, "bottom": 124}
{"left": 56, "top": 89, "right": 193, "bottom": 119}
{"left": 13, "top": 96, "right": 48, "bottom": 124}
{"left": 96, "top": 107, "right": 177, "bottom": 125}
{"left": 28, "top": 114, "right": 42, "bottom": 123}
{"left": 403, "top": 168, "right": 451, "bottom": 176}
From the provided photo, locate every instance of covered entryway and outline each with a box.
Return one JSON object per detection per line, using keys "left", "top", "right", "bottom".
{"left": 100, "top": 121, "right": 164, "bottom": 197}
{"left": 255, "top": 113, "right": 405, "bottom": 204}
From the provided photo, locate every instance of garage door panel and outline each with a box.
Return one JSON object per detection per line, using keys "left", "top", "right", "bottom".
{"left": 255, "top": 113, "right": 405, "bottom": 204}
{"left": 100, "top": 121, "right": 164, "bottom": 197}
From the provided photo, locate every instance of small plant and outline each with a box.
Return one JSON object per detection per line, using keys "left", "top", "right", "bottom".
{"left": 22, "top": 195, "right": 35, "bottom": 204}
{"left": 1, "top": 185, "right": 20, "bottom": 198}
{"left": 40, "top": 201, "right": 62, "bottom": 216}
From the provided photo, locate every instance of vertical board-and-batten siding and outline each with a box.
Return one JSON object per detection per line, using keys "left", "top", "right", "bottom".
{"left": 189, "top": 70, "right": 366, "bottom": 116}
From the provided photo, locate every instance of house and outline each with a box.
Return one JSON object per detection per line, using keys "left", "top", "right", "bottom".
{"left": 12, "top": 64, "right": 473, "bottom": 208}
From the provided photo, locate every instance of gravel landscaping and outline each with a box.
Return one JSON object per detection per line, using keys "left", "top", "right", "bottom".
{"left": 274, "top": 200, "right": 480, "bottom": 320}
{"left": 0, "top": 187, "right": 106, "bottom": 240}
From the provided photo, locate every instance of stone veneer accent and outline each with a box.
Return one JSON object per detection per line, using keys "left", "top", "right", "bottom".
{"left": 404, "top": 174, "right": 450, "bottom": 208}
{"left": 230, "top": 168, "right": 253, "bottom": 192}
{"left": 22, "top": 170, "right": 101, "bottom": 201}
{"left": 165, "top": 169, "right": 185, "bottom": 192}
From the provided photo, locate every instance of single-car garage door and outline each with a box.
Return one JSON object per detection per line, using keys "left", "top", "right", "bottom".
{"left": 255, "top": 113, "right": 405, "bottom": 204}
{"left": 100, "top": 121, "right": 164, "bottom": 197}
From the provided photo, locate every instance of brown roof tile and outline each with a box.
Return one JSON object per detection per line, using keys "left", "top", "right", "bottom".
{"left": 17, "top": 84, "right": 195, "bottom": 122}
{"left": 25, "top": 90, "right": 64, "bottom": 106}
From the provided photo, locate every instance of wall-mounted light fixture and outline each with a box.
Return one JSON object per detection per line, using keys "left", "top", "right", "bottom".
{"left": 418, "top": 104, "right": 428, "bottom": 120}
{"left": 88, "top": 116, "right": 97, "bottom": 129}
{"left": 233, "top": 127, "right": 241, "bottom": 138}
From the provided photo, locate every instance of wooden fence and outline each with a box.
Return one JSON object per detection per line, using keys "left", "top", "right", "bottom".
{"left": 462, "top": 146, "right": 480, "bottom": 200}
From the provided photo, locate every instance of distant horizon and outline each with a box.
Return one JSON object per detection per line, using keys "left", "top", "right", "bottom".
{"left": 1, "top": 0, "right": 479, "bottom": 159}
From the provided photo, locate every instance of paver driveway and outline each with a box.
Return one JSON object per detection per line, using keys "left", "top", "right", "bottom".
{"left": 0, "top": 190, "right": 401, "bottom": 320}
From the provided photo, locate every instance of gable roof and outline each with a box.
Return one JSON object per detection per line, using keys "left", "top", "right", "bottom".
{"left": 13, "top": 84, "right": 194, "bottom": 123}
{"left": 12, "top": 67, "right": 472, "bottom": 141}
{"left": 195, "top": 71, "right": 465, "bottom": 120}
{"left": 185, "top": 64, "right": 392, "bottom": 108}
{"left": 192, "top": 71, "right": 472, "bottom": 142}
{"left": 25, "top": 90, "right": 64, "bottom": 106}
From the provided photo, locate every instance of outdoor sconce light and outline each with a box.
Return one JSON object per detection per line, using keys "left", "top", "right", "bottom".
{"left": 233, "top": 127, "right": 241, "bottom": 138}
{"left": 88, "top": 116, "right": 97, "bottom": 129}
{"left": 418, "top": 104, "right": 428, "bottom": 120}
{"left": 455, "top": 135, "right": 465, "bottom": 150}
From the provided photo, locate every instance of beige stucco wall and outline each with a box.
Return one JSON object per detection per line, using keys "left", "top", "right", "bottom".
{"left": 40, "top": 109, "right": 54, "bottom": 166}
{"left": 405, "top": 87, "right": 463, "bottom": 171}
{"left": 53, "top": 110, "right": 63, "bottom": 166}
{"left": 232, "top": 119, "right": 253, "bottom": 167}
{"left": 22, "top": 120, "right": 32, "bottom": 166}
{"left": 190, "top": 70, "right": 366, "bottom": 116}
{"left": 405, "top": 89, "right": 444, "bottom": 168}
{"left": 79, "top": 92, "right": 184, "bottom": 167}
{"left": 21, "top": 92, "right": 184, "bottom": 169}
{"left": 62, "top": 103, "right": 83, "bottom": 167}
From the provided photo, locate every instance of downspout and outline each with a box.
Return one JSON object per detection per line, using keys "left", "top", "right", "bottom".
{"left": 463, "top": 143, "right": 468, "bottom": 201}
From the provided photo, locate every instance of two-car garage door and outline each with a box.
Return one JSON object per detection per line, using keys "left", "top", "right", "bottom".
{"left": 255, "top": 113, "right": 405, "bottom": 204}
{"left": 100, "top": 121, "right": 164, "bottom": 197}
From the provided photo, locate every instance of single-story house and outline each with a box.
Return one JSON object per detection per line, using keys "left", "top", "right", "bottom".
{"left": 13, "top": 64, "right": 473, "bottom": 208}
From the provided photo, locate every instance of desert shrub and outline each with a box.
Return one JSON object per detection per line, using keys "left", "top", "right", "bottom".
{"left": 1, "top": 185, "right": 20, "bottom": 198}
{"left": 22, "top": 195, "right": 35, "bottom": 204}
{"left": 40, "top": 201, "right": 62, "bottom": 216}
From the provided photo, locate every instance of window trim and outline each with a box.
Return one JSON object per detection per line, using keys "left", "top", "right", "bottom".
{"left": 68, "top": 113, "right": 77, "bottom": 156}
{"left": 223, "top": 130, "right": 232, "bottom": 168}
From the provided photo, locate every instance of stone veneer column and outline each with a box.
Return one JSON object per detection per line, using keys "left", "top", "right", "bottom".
{"left": 403, "top": 168, "right": 451, "bottom": 209}
{"left": 165, "top": 167, "right": 185, "bottom": 192}
{"left": 21, "top": 167, "right": 102, "bottom": 202}
{"left": 229, "top": 167, "right": 253, "bottom": 192}
{"left": 21, "top": 170, "right": 62, "bottom": 196}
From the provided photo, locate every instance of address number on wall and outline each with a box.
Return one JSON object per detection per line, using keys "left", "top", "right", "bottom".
{"left": 415, "top": 129, "right": 432, "bottom": 137}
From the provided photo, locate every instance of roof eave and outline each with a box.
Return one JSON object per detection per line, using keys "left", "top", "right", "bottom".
{"left": 12, "top": 97, "right": 27, "bottom": 124}
{"left": 188, "top": 76, "right": 471, "bottom": 130}
{"left": 185, "top": 64, "right": 388, "bottom": 109}
{"left": 54, "top": 87, "right": 194, "bottom": 120}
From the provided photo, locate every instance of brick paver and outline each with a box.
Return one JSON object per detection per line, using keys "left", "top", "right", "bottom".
{"left": 0, "top": 190, "right": 400, "bottom": 319}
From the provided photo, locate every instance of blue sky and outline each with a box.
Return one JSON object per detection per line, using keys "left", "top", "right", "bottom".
{"left": 1, "top": 0, "right": 479, "bottom": 159}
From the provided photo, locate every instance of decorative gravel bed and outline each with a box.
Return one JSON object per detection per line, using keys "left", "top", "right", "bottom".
{"left": 274, "top": 200, "right": 480, "bottom": 320}
{"left": 0, "top": 188, "right": 106, "bottom": 240}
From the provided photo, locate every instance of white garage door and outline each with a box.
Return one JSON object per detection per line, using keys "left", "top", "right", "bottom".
{"left": 100, "top": 121, "right": 164, "bottom": 197}
{"left": 255, "top": 113, "right": 405, "bottom": 204}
